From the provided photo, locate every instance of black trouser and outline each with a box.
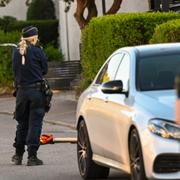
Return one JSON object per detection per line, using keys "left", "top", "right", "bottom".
{"left": 13, "top": 87, "right": 45, "bottom": 157}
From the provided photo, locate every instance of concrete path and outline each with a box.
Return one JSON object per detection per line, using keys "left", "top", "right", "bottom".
{"left": 0, "top": 90, "right": 77, "bottom": 129}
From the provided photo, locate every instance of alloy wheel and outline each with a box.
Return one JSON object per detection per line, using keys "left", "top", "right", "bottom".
{"left": 77, "top": 121, "right": 88, "bottom": 176}
{"left": 129, "top": 129, "right": 147, "bottom": 180}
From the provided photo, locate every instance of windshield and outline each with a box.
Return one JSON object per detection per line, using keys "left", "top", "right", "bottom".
{"left": 137, "top": 53, "right": 180, "bottom": 91}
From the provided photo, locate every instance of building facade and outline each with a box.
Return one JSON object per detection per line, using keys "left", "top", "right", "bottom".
{"left": 0, "top": 0, "right": 59, "bottom": 20}
{"left": 0, "top": 0, "right": 28, "bottom": 20}
{"left": 59, "top": 0, "right": 149, "bottom": 61}
{"left": 0, "top": 0, "right": 149, "bottom": 61}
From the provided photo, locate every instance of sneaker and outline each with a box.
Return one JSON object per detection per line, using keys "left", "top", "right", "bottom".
{"left": 12, "top": 155, "right": 23, "bottom": 165}
{"left": 27, "top": 156, "right": 43, "bottom": 166}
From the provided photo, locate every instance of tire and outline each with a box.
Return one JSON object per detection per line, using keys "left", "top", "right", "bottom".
{"left": 129, "top": 129, "right": 147, "bottom": 180}
{"left": 77, "top": 120, "right": 110, "bottom": 179}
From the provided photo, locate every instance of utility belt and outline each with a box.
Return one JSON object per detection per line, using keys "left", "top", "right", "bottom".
{"left": 17, "top": 82, "right": 42, "bottom": 90}
{"left": 15, "top": 79, "right": 53, "bottom": 113}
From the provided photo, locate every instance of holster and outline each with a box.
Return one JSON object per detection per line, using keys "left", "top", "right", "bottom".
{"left": 41, "top": 79, "right": 53, "bottom": 113}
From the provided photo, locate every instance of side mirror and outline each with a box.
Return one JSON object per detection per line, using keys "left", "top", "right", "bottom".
{"left": 101, "top": 80, "right": 123, "bottom": 94}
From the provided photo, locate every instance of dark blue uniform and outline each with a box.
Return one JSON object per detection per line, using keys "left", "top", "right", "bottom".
{"left": 12, "top": 44, "right": 48, "bottom": 157}
{"left": 12, "top": 45, "right": 47, "bottom": 85}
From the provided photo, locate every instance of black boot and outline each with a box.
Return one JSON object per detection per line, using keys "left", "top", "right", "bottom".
{"left": 27, "top": 155, "right": 43, "bottom": 166}
{"left": 12, "top": 154, "right": 23, "bottom": 165}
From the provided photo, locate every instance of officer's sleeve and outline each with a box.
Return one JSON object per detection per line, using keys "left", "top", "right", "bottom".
{"left": 38, "top": 48, "right": 48, "bottom": 75}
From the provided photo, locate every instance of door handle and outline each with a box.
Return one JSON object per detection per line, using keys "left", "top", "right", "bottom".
{"left": 87, "top": 95, "right": 92, "bottom": 100}
{"left": 104, "top": 96, "right": 109, "bottom": 103}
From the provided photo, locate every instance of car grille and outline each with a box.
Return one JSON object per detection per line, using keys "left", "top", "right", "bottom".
{"left": 154, "top": 154, "right": 180, "bottom": 173}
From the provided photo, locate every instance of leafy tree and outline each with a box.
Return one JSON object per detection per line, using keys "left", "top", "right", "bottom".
{"left": 0, "top": 0, "right": 11, "bottom": 7}
{"left": 0, "top": 0, "right": 32, "bottom": 6}
{"left": 27, "top": 0, "right": 56, "bottom": 20}
{"left": 0, "top": 0, "right": 123, "bottom": 29}
{"left": 65, "top": 0, "right": 123, "bottom": 29}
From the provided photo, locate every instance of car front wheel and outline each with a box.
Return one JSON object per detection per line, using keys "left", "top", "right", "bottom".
{"left": 77, "top": 119, "right": 109, "bottom": 179}
{"left": 129, "top": 129, "right": 147, "bottom": 180}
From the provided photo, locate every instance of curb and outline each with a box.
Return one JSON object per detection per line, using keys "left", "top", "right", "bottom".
{"left": 0, "top": 111, "right": 13, "bottom": 116}
{"left": 44, "top": 120, "right": 76, "bottom": 130}
{"left": 0, "top": 111, "right": 75, "bottom": 130}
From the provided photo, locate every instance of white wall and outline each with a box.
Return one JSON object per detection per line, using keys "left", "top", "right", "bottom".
{"left": 0, "top": 0, "right": 28, "bottom": 20}
{"left": 59, "top": 0, "right": 149, "bottom": 61}
{"left": 0, "top": 0, "right": 59, "bottom": 20}
{"left": 59, "top": 0, "right": 81, "bottom": 61}
{"left": 120, "top": 0, "right": 149, "bottom": 12}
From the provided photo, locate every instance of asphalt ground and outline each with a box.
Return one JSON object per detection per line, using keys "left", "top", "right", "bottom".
{"left": 0, "top": 91, "right": 130, "bottom": 180}
{"left": 0, "top": 90, "right": 77, "bottom": 128}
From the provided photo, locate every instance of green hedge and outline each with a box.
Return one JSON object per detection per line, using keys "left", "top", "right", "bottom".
{"left": 81, "top": 12, "right": 180, "bottom": 89}
{"left": 150, "top": 19, "right": 180, "bottom": 43}
{"left": 5, "top": 20, "right": 59, "bottom": 47}
{"left": 0, "top": 31, "right": 20, "bottom": 89}
{"left": 0, "top": 16, "right": 17, "bottom": 32}
{"left": 27, "top": 0, "right": 56, "bottom": 20}
{"left": 44, "top": 45, "right": 64, "bottom": 62}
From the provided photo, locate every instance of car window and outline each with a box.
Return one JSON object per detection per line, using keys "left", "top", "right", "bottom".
{"left": 115, "top": 53, "right": 130, "bottom": 91}
{"left": 137, "top": 53, "right": 180, "bottom": 91}
{"left": 95, "top": 53, "right": 124, "bottom": 84}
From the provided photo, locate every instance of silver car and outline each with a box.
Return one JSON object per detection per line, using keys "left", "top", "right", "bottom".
{"left": 76, "top": 43, "right": 180, "bottom": 180}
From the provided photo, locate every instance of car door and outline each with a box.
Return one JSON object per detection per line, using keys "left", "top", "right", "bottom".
{"left": 85, "top": 53, "right": 124, "bottom": 157}
{"left": 96, "top": 53, "right": 132, "bottom": 163}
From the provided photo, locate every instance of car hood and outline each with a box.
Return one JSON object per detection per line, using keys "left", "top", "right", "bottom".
{"left": 135, "top": 90, "right": 176, "bottom": 122}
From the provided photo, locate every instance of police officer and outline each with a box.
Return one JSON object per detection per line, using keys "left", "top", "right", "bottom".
{"left": 12, "top": 26, "right": 48, "bottom": 166}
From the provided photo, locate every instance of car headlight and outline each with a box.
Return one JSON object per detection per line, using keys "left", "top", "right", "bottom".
{"left": 148, "top": 119, "right": 180, "bottom": 140}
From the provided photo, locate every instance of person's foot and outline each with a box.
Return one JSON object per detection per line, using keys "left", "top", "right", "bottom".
{"left": 27, "top": 156, "right": 43, "bottom": 166}
{"left": 12, "top": 154, "right": 23, "bottom": 165}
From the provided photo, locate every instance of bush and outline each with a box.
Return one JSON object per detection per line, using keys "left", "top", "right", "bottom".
{"left": 27, "top": 0, "right": 56, "bottom": 20}
{"left": 0, "top": 16, "right": 17, "bottom": 32}
{"left": 0, "top": 31, "right": 20, "bottom": 89}
{"left": 44, "top": 45, "right": 64, "bottom": 62}
{"left": 7, "top": 20, "right": 59, "bottom": 47}
{"left": 81, "top": 12, "right": 180, "bottom": 90}
{"left": 150, "top": 19, "right": 180, "bottom": 43}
